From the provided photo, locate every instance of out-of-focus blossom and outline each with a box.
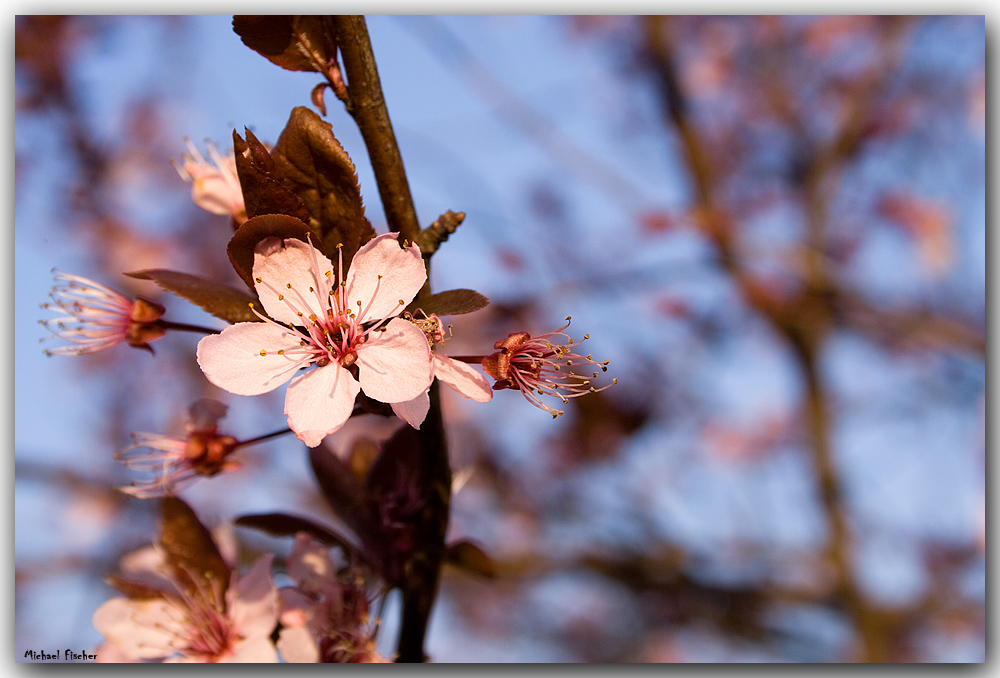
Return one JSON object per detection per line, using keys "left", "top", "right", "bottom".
{"left": 197, "top": 234, "right": 433, "bottom": 447}
{"left": 276, "top": 533, "right": 386, "bottom": 663}
{"left": 92, "top": 546, "right": 278, "bottom": 663}
{"left": 115, "top": 399, "right": 242, "bottom": 498}
{"left": 175, "top": 140, "right": 247, "bottom": 225}
{"left": 878, "top": 192, "right": 955, "bottom": 276}
{"left": 482, "top": 318, "right": 616, "bottom": 418}
{"left": 391, "top": 313, "right": 492, "bottom": 429}
{"left": 39, "top": 270, "right": 165, "bottom": 355}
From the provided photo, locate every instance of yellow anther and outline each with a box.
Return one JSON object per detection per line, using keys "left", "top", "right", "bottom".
{"left": 255, "top": 276, "right": 262, "bottom": 283}
{"left": 398, "top": 299, "right": 404, "bottom": 305}
{"left": 612, "top": 378, "right": 618, "bottom": 384}
{"left": 286, "top": 283, "right": 292, "bottom": 289}
{"left": 277, "top": 350, "right": 284, "bottom": 355}
{"left": 584, "top": 334, "right": 590, "bottom": 339}
{"left": 260, "top": 350, "right": 267, "bottom": 356}
{"left": 278, "top": 294, "right": 284, "bottom": 300}
{"left": 309, "top": 286, "right": 314, "bottom": 292}
{"left": 337, "top": 242, "right": 344, "bottom": 249}
{"left": 308, "top": 314, "right": 317, "bottom": 321}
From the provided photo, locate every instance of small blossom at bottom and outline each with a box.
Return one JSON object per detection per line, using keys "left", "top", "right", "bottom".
{"left": 92, "top": 547, "right": 278, "bottom": 663}
{"left": 39, "top": 270, "right": 166, "bottom": 355}
{"left": 276, "top": 534, "right": 386, "bottom": 663}
{"left": 482, "top": 317, "right": 617, "bottom": 418}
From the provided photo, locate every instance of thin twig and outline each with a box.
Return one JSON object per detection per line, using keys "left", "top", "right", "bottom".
{"left": 332, "top": 15, "right": 421, "bottom": 242}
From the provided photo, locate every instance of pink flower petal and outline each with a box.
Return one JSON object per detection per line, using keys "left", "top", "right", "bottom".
{"left": 253, "top": 238, "right": 336, "bottom": 326}
{"left": 227, "top": 555, "right": 278, "bottom": 642}
{"left": 391, "top": 391, "right": 430, "bottom": 429}
{"left": 191, "top": 173, "right": 239, "bottom": 216}
{"left": 278, "top": 587, "right": 317, "bottom": 628}
{"left": 284, "top": 364, "right": 361, "bottom": 447}
{"left": 277, "top": 626, "right": 320, "bottom": 663}
{"left": 434, "top": 354, "right": 493, "bottom": 402}
{"left": 355, "top": 318, "right": 433, "bottom": 403}
{"left": 344, "top": 233, "right": 425, "bottom": 322}
{"left": 197, "top": 323, "right": 303, "bottom": 396}
{"left": 225, "top": 637, "right": 279, "bottom": 663}
{"left": 287, "top": 533, "right": 336, "bottom": 594}
{"left": 92, "top": 597, "right": 185, "bottom": 660}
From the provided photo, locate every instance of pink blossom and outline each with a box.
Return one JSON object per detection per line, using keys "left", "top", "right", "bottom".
{"left": 482, "top": 317, "right": 616, "bottom": 417}
{"left": 39, "top": 270, "right": 165, "bottom": 355}
{"left": 391, "top": 314, "right": 492, "bottom": 429}
{"left": 92, "top": 548, "right": 278, "bottom": 663}
{"left": 276, "top": 534, "right": 386, "bottom": 663}
{"left": 197, "top": 234, "right": 433, "bottom": 447}
{"left": 175, "top": 140, "right": 247, "bottom": 225}
{"left": 115, "top": 399, "right": 242, "bottom": 498}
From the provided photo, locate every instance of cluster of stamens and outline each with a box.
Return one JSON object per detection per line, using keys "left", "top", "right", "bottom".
{"left": 39, "top": 271, "right": 165, "bottom": 355}
{"left": 116, "top": 430, "right": 241, "bottom": 498}
{"left": 250, "top": 242, "right": 405, "bottom": 372}
{"left": 482, "top": 317, "right": 616, "bottom": 418}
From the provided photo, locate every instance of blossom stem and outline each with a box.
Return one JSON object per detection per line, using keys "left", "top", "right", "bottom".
{"left": 156, "top": 320, "right": 221, "bottom": 335}
{"left": 443, "top": 355, "right": 487, "bottom": 364}
{"left": 235, "top": 428, "right": 293, "bottom": 448}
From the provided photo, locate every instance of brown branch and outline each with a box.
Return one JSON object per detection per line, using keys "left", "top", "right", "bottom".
{"left": 643, "top": 15, "right": 896, "bottom": 662}
{"left": 329, "top": 16, "right": 449, "bottom": 663}
{"left": 331, "top": 15, "right": 421, "bottom": 242}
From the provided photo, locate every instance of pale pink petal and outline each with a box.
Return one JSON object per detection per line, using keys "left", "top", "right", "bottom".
{"left": 92, "top": 597, "right": 185, "bottom": 660}
{"left": 284, "top": 364, "right": 361, "bottom": 447}
{"left": 253, "top": 238, "right": 336, "bottom": 325}
{"left": 391, "top": 391, "right": 430, "bottom": 429}
{"left": 278, "top": 587, "right": 317, "bottom": 628}
{"left": 95, "top": 641, "right": 136, "bottom": 663}
{"left": 434, "top": 354, "right": 493, "bottom": 402}
{"left": 191, "top": 173, "right": 238, "bottom": 216}
{"left": 286, "top": 533, "right": 336, "bottom": 594}
{"left": 344, "top": 233, "right": 425, "bottom": 321}
{"left": 197, "top": 323, "right": 303, "bottom": 396}
{"left": 355, "top": 318, "right": 433, "bottom": 403}
{"left": 225, "top": 637, "right": 279, "bottom": 663}
{"left": 227, "top": 555, "right": 278, "bottom": 641}
{"left": 277, "top": 626, "right": 320, "bottom": 663}
{"left": 114, "top": 545, "right": 174, "bottom": 592}
{"left": 211, "top": 524, "right": 239, "bottom": 568}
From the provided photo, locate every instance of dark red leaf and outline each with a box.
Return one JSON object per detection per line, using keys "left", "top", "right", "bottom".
{"left": 444, "top": 539, "right": 497, "bottom": 578}
{"left": 271, "top": 106, "right": 375, "bottom": 270}
{"left": 234, "top": 513, "right": 366, "bottom": 564}
{"left": 125, "top": 269, "right": 263, "bottom": 324}
{"left": 158, "top": 497, "right": 230, "bottom": 599}
{"left": 406, "top": 288, "right": 490, "bottom": 317}
{"left": 232, "top": 15, "right": 337, "bottom": 74}
{"left": 226, "top": 213, "right": 312, "bottom": 291}
{"left": 232, "top": 128, "right": 312, "bottom": 224}
{"left": 105, "top": 575, "right": 166, "bottom": 600}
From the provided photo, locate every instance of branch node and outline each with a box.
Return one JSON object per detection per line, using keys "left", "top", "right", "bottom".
{"left": 417, "top": 210, "right": 465, "bottom": 256}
